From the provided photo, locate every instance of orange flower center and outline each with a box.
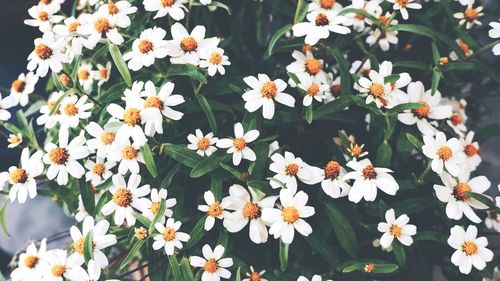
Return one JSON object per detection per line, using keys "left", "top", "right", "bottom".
{"left": 285, "top": 163, "right": 300, "bottom": 176}
{"left": 315, "top": 13, "right": 329, "bottom": 26}
{"left": 363, "top": 263, "right": 375, "bottom": 273}
{"left": 459, "top": 42, "right": 470, "bottom": 54}
{"left": 242, "top": 202, "right": 261, "bottom": 220}
{"left": 161, "top": 0, "right": 176, "bottom": 7}
{"left": 94, "top": 18, "right": 110, "bottom": 34}
{"left": 38, "top": 11, "right": 49, "bottom": 21}
{"left": 50, "top": 265, "right": 66, "bottom": 277}
{"left": 307, "top": 83, "right": 320, "bottom": 96}
{"left": 24, "top": 255, "right": 39, "bottom": 268}
{"left": 92, "top": 163, "right": 106, "bottom": 176}
{"left": 49, "top": 148, "right": 69, "bottom": 165}
{"left": 362, "top": 165, "right": 377, "bottom": 180}
{"left": 282, "top": 206, "right": 299, "bottom": 224}
{"left": 464, "top": 144, "right": 479, "bottom": 157}
{"left": 99, "top": 68, "right": 109, "bottom": 79}
{"left": 396, "top": 0, "right": 409, "bottom": 7}
{"left": 59, "top": 74, "right": 72, "bottom": 87}
{"left": 207, "top": 202, "right": 223, "bottom": 217}
{"left": 180, "top": 36, "right": 198, "bottom": 52}
{"left": 439, "top": 57, "right": 449, "bottom": 65}
{"left": 324, "top": 161, "right": 341, "bottom": 180}
{"left": 379, "top": 15, "right": 389, "bottom": 26}
{"left": 121, "top": 145, "right": 138, "bottom": 160}
{"left": 302, "top": 44, "right": 312, "bottom": 53}
{"left": 203, "top": 259, "right": 218, "bottom": 273}
{"left": 369, "top": 83, "right": 385, "bottom": 98}
{"left": 123, "top": 108, "right": 141, "bottom": 126}
{"left": 163, "top": 227, "right": 176, "bottom": 241}
{"left": 320, "top": 0, "right": 335, "bottom": 9}
{"left": 462, "top": 241, "right": 478, "bottom": 256}
{"left": 100, "top": 132, "right": 116, "bottom": 145}
{"left": 64, "top": 103, "right": 79, "bottom": 116}
{"left": 197, "top": 137, "right": 210, "bottom": 151}
{"left": 11, "top": 80, "right": 26, "bottom": 93}
{"left": 78, "top": 69, "right": 90, "bottom": 81}
{"left": 150, "top": 201, "right": 160, "bottom": 215}
{"left": 10, "top": 168, "right": 28, "bottom": 184}
{"left": 144, "top": 96, "right": 164, "bottom": 110}
{"left": 68, "top": 22, "right": 80, "bottom": 33}
{"left": 108, "top": 3, "right": 119, "bottom": 14}
{"left": 35, "top": 44, "right": 53, "bottom": 60}
{"left": 261, "top": 81, "right": 278, "bottom": 99}
{"left": 112, "top": 187, "right": 132, "bottom": 207}
{"left": 412, "top": 100, "right": 430, "bottom": 119}
{"left": 450, "top": 113, "right": 462, "bottom": 125}
{"left": 138, "top": 39, "right": 154, "bottom": 54}
{"left": 331, "top": 84, "right": 341, "bottom": 96}
{"left": 209, "top": 52, "right": 222, "bottom": 65}
{"left": 437, "top": 146, "right": 453, "bottom": 161}
{"left": 250, "top": 272, "right": 262, "bottom": 281}
{"left": 233, "top": 138, "right": 247, "bottom": 150}
{"left": 464, "top": 8, "right": 478, "bottom": 21}
{"left": 305, "top": 58, "right": 322, "bottom": 75}
{"left": 350, "top": 144, "right": 364, "bottom": 157}
{"left": 453, "top": 182, "right": 472, "bottom": 201}
{"left": 390, "top": 224, "right": 402, "bottom": 237}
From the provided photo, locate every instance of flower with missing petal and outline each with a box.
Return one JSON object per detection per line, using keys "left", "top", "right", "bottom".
{"left": 92, "top": 62, "right": 112, "bottom": 86}
{"left": 286, "top": 51, "right": 328, "bottom": 85}
{"left": 7, "top": 133, "right": 23, "bottom": 149}
{"left": 321, "top": 160, "right": 351, "bottom": 198}
{"left": 199, "top": 47, "right": 231, "bottom": 76}
{"left": 216, "top": 122, "right": 259, "bottom": 166}
{"left": 377, "top": 208, "right": 417, "bottom": 248}
{"left": 243, "top": 266, "right": 267, "bottom": 281}
{"left": 58, "top": 95, "right": 94, "bottom": 129}
{"left": 40, "top": 249, "right": 87, "bottom": 281}
{"left": 355, "top": 68, "right": 394, "bottom": 108}
{"left": 460, "top": 131, "right": 481, "bottom": 172}
{"left": 447, "top": 225, "right": 493, "bottom": 274}
{"left": 454, "top": 4, "right": 483, "bottom": 30}
{"left": 80, "top": 12, "right": 125, "bottom": 49}
{"left": 107, "top": 140, "right": 145, "bottom": 175}
{"left": 198, "top": 190, "right": 231, "bottom": 231}
{"left": 190, "top": 244, "right": 233, "bottom": 281}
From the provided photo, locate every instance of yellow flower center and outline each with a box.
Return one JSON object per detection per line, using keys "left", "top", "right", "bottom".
{"left": 207, "top": 201, "right": 223, "bottom": 217}
{"left": 260, "top": 81, "right": 278, "bottom": 99}
{"left": 35, "top": 44, "right": 53, "bottom": 60}
{"left": 320, "top": 0, "right": 335, "bottom": 9}
{"left": 161, "top": 0, "right": 176, "bottom": 7}
{"left": 112, "top": 187, "right": 132, "bottom": 207}
{"left": 144, "top": 96, "right": 164, "bottom": 110}
{"left": 59, "top": 74, "right": 72, "bottom": 87}
{"left": 390, "top": 224, "right": 402, "bottom": 237}
{"left": 412, "top": 100, "right": 430, "bottom": 119}
{"left": 40, "top": 0, "right": 51, "bottom": 4}
{"left": 8, "top": 135, "right": 22, "bottom": 145}
{"left": 464, "top": 8, "right": 478, "bottom": 21}
{"left": 123, "top": 108, "right": 141, "bottom": 126}
{"left": 100, "top": 132, "right": 116, "bottom": 145}
{"left": 324, "top": 161, "right": 341, "bottom": 180}
{"left": 94, "top": 18, "right": 110, "bottom": 34}
{"left": 315, "top": 13, "right": 329, "bottom": 26}
{"left": 437, "top": 146, "right": 453, "bottom": 161}
{"left": 150, "top": 201, "right": 160, "bottom": 215}
{"left": 11, "top": 80, "right": 26, "bottom": 93}
{"left": 163, "top": 227, "right": 177, "bottom": 241}
{"left": 233, "top": 138, "right": 247, "bottom": 150}
{"left": 92, "top": 163, "right": 106, "bottom": 176}
{"left": 50, "top": 265, "right": 66, "bottom": 277}
{"left": 24, "top": 255, "right": 39, "bottom": 268}
{"left": 285, "top": 163, "right": 300, "bottom": 176}
{"left": 121, "top": 145, "right": 138, "bottom": 160}
{"left": 369, "top": 83, "right": 385, "bottom": 98}
{"left": 363, "top": 263, "right": 375, "bottom": 273}
{"left": 242, "top": 202, "right": 261, "bottom": 220}
{"left": 135, "top": 227, "right": 149, "bottom": 240}
{"left": 439, "top": 57, "right": 449, "bottom": 65}
{"left": 78, "top": 69, "right": 90, "bottom": 81}
{"left": 305, "top": 59, "right": 322, "bottom": 75}
{"left": 49, "top": 148, "right": 69, "bottom": 165}
{"left": 68, "top": 22, "right": 80, "bottom": 33}
{"left": 10, "top": 168, "right": 28, "bottom": 184}
{"left": 108, "top": 3, "right": 119, "bottom": 14}
{"left": 203, "top": 259, "right": 218, "bottom": 273}
{"left": 453, "top": 182, "right": 472, "bottom": 201}
{"left": 464, "top": 144, "right": 479, "bottom": 157}
{"left": 99, "top": 68, "right": 109, "bottom": 79}
{"left": 38, "top": 11, "right": 49, "bottom": 21}
{"left": 63, "top": 103, "right": 79, "bottom": 116}
{"left": 180, "top": 36, "right": 198, "bottom": 52}
{"left": 362, "top": 164, "right": 377, "bottom": 180}
{"left": 307, "top": 83, "right": 320, "bottom": 96}
{"left": 396, "top": 0, "right": 409, "bottom": 7}
{"left": 138, "top": 39, "right": 154, "bottom": 54}
{"left": 462, "top": 241, "right": 478, "bottom": 256}
{"left": 350, "top": 144, "right": 364, "bottom": 158}
{"left": 209, "top": 52, "right": 222, "bottom": 65}
{"left": 282, "top": 206, "right": 299, "bottom": 224}
{"left": 197, "top": 137, "right": 210, "bottom": 151}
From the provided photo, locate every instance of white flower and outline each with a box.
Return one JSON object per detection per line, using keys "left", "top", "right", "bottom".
{"left": 0, "top": 92, "right": 15, "bottom": 121}
{"left": 84, "top": 158, "right": 115, "bottom": 186}
{"left": 386, "top": 0, "right": 421, "bottom": 20}
{"left": 143, "top": 0, "right": 188, "bottom": 20}
{"left": 92, "top": 62, "right": 112, "bottom": 86}
{"left": 167, "top": 23, "right": 220, "bottom": 66}
{"left": 7, "top": 133, "right": 23, "bottom": 148}
{"left": 101, "top": 174, "right": 151, "bottom": 226}
{"left": 243, "top": 266, "right": 267, "bottom": 281}
{"left": 200, "top": 0, "right": 212, "bottom": 4}
{"left": 9, "top": 72, "right": 38, "bottom": 107}
{"left": 10, "top": 239, "right": 47, "bottom": 281}
{"left": 292, "top": 10, "right": 350, "bottom": 45}
{"left": 350, "top": 59, "right": 371, "bottom": 76}
{"left": 108, "top": 140, "right": 145, "bottom": 174}
{"left": 40, "top": 249, "right": 86, "bottom": 281}
{"left": 24, "top": 4, "right": 64, "bottom": 32}
{"left": 153, "top": 218, "right": 190, "bottom": 255}
{"left": 485, "top": 211, "right": 500, "bottom": 232}
{"left": 190, "top": 244, "right": 233, "bottom": 281}
{"left": 187, "top": 129, "right": 218, "bottom": 157}
{"left": 298, "top": 75, "right": 329, "bottom": 106}
{"left": 377, "top": 208, "right": 417, "bottom": 248}
{"left": 43, "top": 130, "right": 89, "bottom": 185}
{"left": 450, "top": 39, "right": 474, "bottom": 61}
{"left": 142, "top": 188, "right": 177, "bottom": 221}
{"left": 343, "top": 159, "right": 399, "bottom": 203}
{"left": 0, "top": 148, "right": 43, "bottom": 203}
{"left": 454, "top": 0, "right": 473, "bottom": 6}
{"left": 307, "top": 0, "right": 343, "bottom": 15}
{"left": 223, "top": 184, "right": 278, "bottom": 244}
{"left": 460, "top": 131, "right": 481, "bottom": 172}
{"left": 372, "top": 238, "right": 393, "bottom": 252}
{"left": 242, "top": 74, "right": 295, "bottom": 119}
{"left": 378, "top": 61, "right": 411, "bottom": 97}
{"left": 39, "top": 0, "right": 65, "bottom": 12}
{"left": 269, "top": 151, "right": 323, "bottom": 194}
{"left": 297, "top": 275, "right": 332, "bottom": 281}
{"left": 27, "top": 32, "right": 69, "bottom": 77}
{"left": 85, "top": 121, "right": 118, "bottom": 158}
{"left": 77, "top": 63, "right": 94, "bottom": 92}
{"left": 140, "top": 81, "right": 185, "bottom": 137}
{"left": 216, "top": 122, "right": 259, "bottom": 166}
{"left": 422, "top": 131, "right": 466, "bottom": 176}
{"left": 59, "top": 95, "right": 94, "bottom": 129}
{"left": 447, "top": 225, "right": 493, "bottom": 274}
{"left": 366, "top": 14, "right": 398, "bottom": 51}
{"left": 434, "top": 172, "right": 490, "bottom": 223}
{"left": 454, "top": 4, "right": 483, "bottom": 29}
{"left": 345, "top": 0, "right": 382, "bottom": 32}
{"left": 75, "top": 259, "right": 118, "bottom": 281}
{"left": 489, "top": 20, "right": 500, "bottom": 55}
{"left": 69, "top": 216, "right": 117, "bottom": 269}
{"left": 198, "top": 190, "right": 231, "bottom": 231}
{"left": 262, "top": 189, "right": 315, "bottom": 244}
{"left": 199, "top": 47, "right": 231, "bottom": 76}
{"left": 80, "top": 12, "right": 125, "bottom": 49}
{"left": 286, "top": 51, "right": 327, "bottom": 85}
{"left": 53, "top": 16, "right": 88, "bottom": 60}
{"left": 124, "top": 27, "right": 169, "bottom": 71}
{"left": 397, "top": 81, "right": 452, "bottom": 136}
{"left": 355, "top": 68, "right": 394, "bottom": 108}
{"left": 37, "top": 91, "right": 65, "bottom": 128}
{"left": 107, "top": 81, "right": 147, "bottom": 146}
{"left": 321, "top": 160, "right": 351, "bottom": 198}
{"left": 97, "top": 1, "right": 137, "bottom": 28}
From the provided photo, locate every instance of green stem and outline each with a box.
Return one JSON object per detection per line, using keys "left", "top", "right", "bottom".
{"left": 293, "top": 0, "right": 304, "bottom": 24}
{"left": 467, "top": 39, "right": 500, "bottom": 59}
{"left": 417, "top": 161, "right": 432, "bottom": 185}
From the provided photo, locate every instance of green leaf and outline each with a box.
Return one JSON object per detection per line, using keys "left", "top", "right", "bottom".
{"left": 220, "top": 163, "right": 243, "bottom": 181}
{"left": 384, "top": 74, "right": 400, "bottom": 84}
{"left": 445, "top": 62, "right": 476, "bottom": 71}
{"left": 80, "top": 181, "right": 95, "bottom": 215}
{"left": 94, "top": 192, "right": 111, "bottom": 216}
{"left": 313, "top": 96, "right": 352, "bottom": 120}
{"left": 294, "top": 0, "right": 307, "bottom": 23}
{"left": 192, "top": 1, "right": 231, "bottom": 14}
{"left": 196, "top": 94, "right": 217, "bottom": 133}
{"left": 190, "top": 151, "right": 227, "bottom": 178}
{"left": 160, "top": 164, "right": 180, "bottom": 189}
{"left": 51, "top": 71, "right": 64, "bottom": 91}
{"left": 352, "top": 96, "right": 383, "bottom": 116}
{"left": 162, "top": 143, "right": 202, "bottom": 168}
{"left": 119, "top": 239, "right": 146, "bottom": 271}
{"left": 322, "top": 45, "right": 352, "bottom": 96}
{"left": 184, "top": 216, "right": 206, "bottom": 250}
{"left": 279, "top": 241, "right": 289, "bottom": 271}
{"left": 392, "top": 242, "right": 406, "bottom": 266}
{"left": 211, "top": 177, "right": 223, "bottom": 200}
{"left": 0, "top": 202, "right": 10, "bottom": 237}
{"left": 248, "top": 143, "right": 269, "bottom": 178}
{"left": 168, "top": 255, "right": 182, "bottom": 280}
{"left": 305, "top": 105, "right": 313, "bottom": 124}
{"left": 387, "top": 102, "right": 423, "bottom": 115}
{"left": 342, "top": 262, "right": 399, "bottom": 274}
{"left": 406, "top": 133, "right": 423, "bottom": 152}
{"left": 466, "top": 192, "right": 498, "bottom": 210}
{"left": 140, "top": 144, "right": 158, "bottom": 178}
{"left": 324, "top": 202, "right": 358, "bottom": 258}
{"left": 305, "top": 232, "right": 337, "bottom": 266}
{"left": 235, "top": 266, "right": 242, "bottom": 281}
{"left": 431, "top": 41, "right": 440, "bottom": 63}
{"left": 2, "top": 123, "right": 21, "bottom": 134}
{"left": 414, "top": 231, "right": 447, "bottom": 245}
{"left": 338, "top": 8, "right": 380, "bottom": 24}
{"left": 180, "top": 257, "right": 195, "bottom": 281}
{"left": 376, "top": 141, "right": 392, "bottom": 167}
{"left": 83, "top": 232, "right": 94, "bottom": 263}
{"left": 379, "top": 200, "right": 390, "bottom": 219}
{"left": 165, "top": 64, "right": 207, "bottom": 84}
{"left": 99, "top": 81, "right": 127, "bottom": 103}
{"left": 267, "top": 24, "right": 293, "bottom": 57}
{"left": 430, "top": 67, "right": 442, "bottom": 96}
{"left": 108, "top": 43, "right": 132, "bottom": 87}
{"left": 393, "top": 60, "right": 429, "bottom": 71}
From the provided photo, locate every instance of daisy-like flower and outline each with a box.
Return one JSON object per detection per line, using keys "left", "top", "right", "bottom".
{"left": 81, "top": 12, "right": 125, "bottom": 49}
{"left": 7, "top": 133, "right": 23, "bottom": 148}
{"left": 84, "top": 158, "right": 115, "bottom": 186}
{"left": 69, "top": 216, "right": 117, "bottom": 268}
{"left": 10, "top": 239, "right": 47, "bottom": 281}
{"left": 366, "top": 14, "right": 399, "bottom": 51}
{"left": 262, "top": 189, "right": 315, "bottom": 244}
{"left": 0, "top": 93, "right": 15, "bottom": 121}
{"left": 292, "top": 10, "right": 351, "bottom": 45}
{"left": 450, "top": 39, "right": 474, "bottom": 61}
{"left": 297, "top": 275, "right": 332, "bottom": 281}
{"left": 27, "top": 32, "right": 69, "bottom": 77}
{"left": 307, "top": 0, "right": 343, "bottom": 15}
{"left": 286, "top": 51, "right": 328, "bottom": 85}
{"left": 140, "top": 81, "right": 185, "bottom": 137}
{"left": 9, "top": 72, "right": 38, "bottom": 107}
{"left": 377, "top": 208, "right": 417, "bottom": 248}
{"left": 77, "top": 63, "right": 94, "bottom": 92}
{"left": 343, "top": 159, "right": 399, "bottom": 203}
{"left": 454, "top": 4, "right": 483, "bottom": 29}
{"left": 434, "top": 172, "right": 490, "bottom": 223}
{"left": 142, "top": 188, "right": 177, "bottom": 221}
{"left": 101, "top": 174, "right": 151, "bottom": 226}
{"left": 348, "top": 142, "right": 369, "bottom": 159}
{"left": 59, "top": 95, "right": 94, "bottom": 129}
{"left": 78, "top": 259, "right": 119, "bottom": 281}
{"left": 107, "top": 81, "right": 147, "bottom": 146}
{"left": 216, "top": 122, "right": 259, "bottom": 166}
{"left": 53, "top": 16, "right": 88, "bottom": 60}
{"left": 189, "top": 244, "right": 233, "bottom": 281}
{"left": 422, "top": 131, "right": 465, "bottom": 176}
{"left": 243, "top": 266, "right": 267, "bottom": 281}
{"left": 345, "top": 0, "right": 382, "bottom": 32}
{"left": 98, "top": 1, "right": 137, "bottom": 28}
{"left": 223, "top": 184, "right": 278, "bottom": 244}
{"left": 298, "top": 75, "right": 329, "bottom": 106}
{"left": 43, "top": 130, "right": 89, "bottom": 185}
{"left": 40, "top": 249, "right": 86, "bottom": 281}
{"left": 24, "top": 4, "right": 64, "bottom": 32}
{"left": 397, "top": 81, "right": 452, "bottom": 136}
{"left": 355, "top": 68, "right": 393, "bottom": 108}
{"left": 269, "top": 151, "right": 323, "bottom": 194}
{"left": 108, "top": 140, "right": 145, "bottom": 174}
{"left": 124, "top": 27, "right": 169, "bottom": 71}
{"left": 85, "top": 121, "right": 118, "bottom": 158}
{"left": 166, "top": 23, "right": 220, "bottom": 66}
{"left": 321, "top": 160, "right": 351, "bottom": 199}
{"left": 92, "top": 62, "right": 112, "bottom": 86}
{"left": 447, "top": 225, "right": 493, "bottom": 274}
{"left": 386, "top": 0, "right": 421, "bottom": 20}
{"left": 187, "top": 129, "right": 218, "bottom": 157}
{"left": 36, "top": 91, "right": 64, "bottom": 128}
{"left": 152, "top": 218, "right": 190, "bottom": 255}
{"left": 143, "top": 0, "right": 189, "bottom": 20}
{"left": 350, "top": 59, "right": 372, "bottom": 77}
{"left": 0, "top": 148, "right": 43, "bottom": 204}
{"left": 242, "top": 74, "right": 295, "bottom": 119}
{"left": 39, "top": 0, "right": 66, "bottom": 11}
{"left": 378, "top": 61, "right": 411, "bottom": 97}
{"left": 489, "top": 20, "right": 500, "bottom": 55}
{"left": 199, "top": 47, "right": 231, "bottom": 76}
{"left": 198, "top": 190, "right": 231, "bottom": 231}
{"left": 460, "top": 131, "right": 481, "bottom": 172}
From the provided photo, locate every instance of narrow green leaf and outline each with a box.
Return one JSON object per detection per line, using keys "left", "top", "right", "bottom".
{"left": 324, "top": 202, "right": 358, "bottom": 258}
{"left": 0, "top": 202, "right": 10, "bottom": 237}
{"left": 165, "top": 64, "right": 207, "bottom": 84}
{"left": 220, "top": 163, "right": 243, "bottom": 181}
{"left": 305, "top": 105, "right": 313, "bottom": 124}
{"left": 211, "top": 177, "right": 223, "bottom": 200}
{"left": 162, "top": 143, "right": 202, "bottom": 168}
{"left": 342, "top": 262, "right": 399, "bottom": 274}
{"left": 160, "top": 164, "right": 180, "bottom": 189}
{"left": 375, "top": 141, "right": 392, "bottom": 167}
{"left": 190, "top": 152, "right": 227, "bottom": 178}
{"left": 184, "top": 216, "right": 207, "bottom": 250}
{"left": 192, "top": 1, "right": 231, "bottom": 14}
{"left": 414, "top": 231, "right": 447, "bottom": 245}
{"left": 196, "top": 94, "right": 218, "bottom": 133}
{"left": 180, "top": 257, "right": 195, "bottom": 281}
{"left": 305, "top": 233, "right": 337, "bottom": 266}
{"left": 168, "top": 255, "right": 182, "bottom": 281}
{"left": 338, "top": 8, "right": 380, "bottom": 25}
{"left": 313, "top": 96, "right": 352, "bottom": 120}
{"left": 94, "top": 192, "right": 111, "bottom": 216}
{"left": 279, "top": 241, "right": 289, "bottom": 271}
{"left": 406, "top": 133, "right": 423, "bottom": 152}
{"left": 431, "top": 41, "right": 440, "bottom": 63}
{"left": 119, "top": 239, "right": 146, "bottom": 270}
{"left": 108, "top": 43, "right": 132, "bottom": 86}
{"left": 140, "top": 144, "right": 158, "bottom": 178}
{"left": 235, "top": 266, "right": 242, "bottom": 281}
{"left": 322, "top": 46, "right": 352, "bottom": 96}
{"left": 80, "top": 181, "right": 95, "bottom": 215}
{"left": 83, "top": 232, "right": 94, "bottom": 263}
{"left": 387, "top": 102, "right": 423, "bottom": 115}
{"left": 267, "top": 24, "right": 293, "bottom": 57}
{"left": 393, "top": 60, "right": 429, "bottom": 71}
{"left": 431, "top": 68, "right": 442, "bottom": 96}
{"left": 384, "top": 74, "right": 400, "bottom": 84}
{"left": 466, "top": 192, "right": 498, "bottom": 210}
{"left": 99, "top": 82, "right": 127, "bottom": 103}
{"left": 352, "top": 96, "right": 384, "bottom": 116}
{"left": 392, "top": 242, "right": 406, "bottom": 266}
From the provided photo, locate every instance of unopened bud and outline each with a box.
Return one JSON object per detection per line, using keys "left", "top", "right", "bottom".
{"left": 134, "top": 227, "right": 148, "bottom": 240}
{"left": 58, "top": 73, "right": 73, "bottom": 88}
{"left": 439, "top": 57, "right": 449, "bottom": 66}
